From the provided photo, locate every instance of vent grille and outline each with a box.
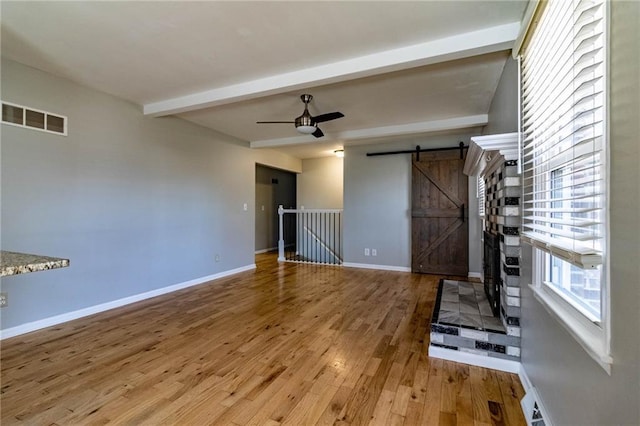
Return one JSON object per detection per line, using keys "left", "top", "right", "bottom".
{"left": 520, "top": 387, "right": 551, "bottom": 426}
{"left": 2, "top": 101, "right": 67, "bottom": 135}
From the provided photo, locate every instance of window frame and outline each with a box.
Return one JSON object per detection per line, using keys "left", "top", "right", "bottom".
{"left": 530, "top": 247, "right": 611, "bottom": 373}
{"left": 521, "top": 0, "right": 612, "bottom": 372}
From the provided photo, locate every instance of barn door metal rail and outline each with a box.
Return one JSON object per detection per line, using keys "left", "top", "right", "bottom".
{"left": 366, "top": 141, "right": 467, "bottom": 161}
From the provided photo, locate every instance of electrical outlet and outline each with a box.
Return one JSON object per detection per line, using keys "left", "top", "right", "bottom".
{"left": 371, "top": 249, "right": 377, "bottom": 256}
{"left": 215, "top": 254, "right": 220, "bottom": 262}
{"left": 0, "top": 292, "right": 7, "bottom": 308}
{"left": 364, "top": 248, "right": 370, "bottom": 256}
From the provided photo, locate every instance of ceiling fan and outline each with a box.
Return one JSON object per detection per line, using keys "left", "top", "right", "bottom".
{"left": 256, "top": 94, "right": 344, "bottom": 138}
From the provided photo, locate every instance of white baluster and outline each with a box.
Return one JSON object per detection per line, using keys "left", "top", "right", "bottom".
{"left": 277, "top": 205, "right": 285, "bottom": 262}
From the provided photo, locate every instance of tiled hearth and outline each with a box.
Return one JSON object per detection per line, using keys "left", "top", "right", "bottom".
{"left": 430, "top": 280, "right": 521, "bottom": 362}
{"left": 429, "top": 131, "right": 524, "bottom": 369}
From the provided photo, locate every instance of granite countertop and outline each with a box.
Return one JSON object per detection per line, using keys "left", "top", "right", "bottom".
{"left": 1, "top": 251, "right": 70, "bottom": 277}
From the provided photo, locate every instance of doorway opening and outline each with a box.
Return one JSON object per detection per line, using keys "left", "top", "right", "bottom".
{"left": 255, "top": 164, "right": 297, "bottom": 255}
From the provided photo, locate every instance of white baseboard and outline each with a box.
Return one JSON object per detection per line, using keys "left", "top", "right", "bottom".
{"left": 0, "top": 264, "right": 256, "bottom": 340}
{"left": 514, "top": 365, "right": 552, "bottom": 425}
{"left": 518, "top": 363, "right": 534, "bottom": 391}
{"left": 520, "top": 385, "right": 553, "bottom": 426}
{"left": 428, "top": 345, "right": 521, "bottom": 373}
{"left": 342, "top": 262, "right": 411, "bottom": 273}
{"left": 468, "top": 272, "right": 483, "bottom": 281}
{"left": 254, "top": 247, "right": 277, "bottom": 254}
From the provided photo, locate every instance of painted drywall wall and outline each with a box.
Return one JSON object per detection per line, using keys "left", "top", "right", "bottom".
{"left": 255, "top": 165, "right": 296, "bottom": 251}
{"left": 0, "top": 59, "right": 301, "bottom": 331}
{"left": 297, "top": 156, "right": 343, "bottom": 209}
{"left": 343, "top": 133, "right": 478, "bottom": 269}
{"left": 483, "top": 57, "right": 518, "bottom": 136}
{"left": 520, "top": 2, "right": 640, "bottom": 425}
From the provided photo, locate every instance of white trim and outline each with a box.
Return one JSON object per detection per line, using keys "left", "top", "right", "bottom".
{"left": 467, "top": 271, "right": 483, "bottom": 281}
{"left": 280, "top": 208, "right": 343, "bottom": 214}
{"left": 463, "top": 132, "right": 520, "bottom": 176}
{"left": 529, "top": 283, "right": 611, "bottom": 374}
{"left": 428, "top": 345, "right": 521, "bottom": 374}
{"left": 255, "top": 247, "right": 277, "bottom": 254}
{"left": 518, "top": 364, "right": 533, "bottom": 392}
{"left": 542, "top": 277, "right": 600, "bottom": 323}
{"left": 144, "top": 23, "right": 520, "bottom": 116}
{"left": 512, "top": 0, "right": 541, "bottom": 58}
{"left": 517, "top": 55, "right": 523, "bottom": 174}
{"left": 342, "top": 262, "right": 411, "bottom": 273}
{"left": 602, "top": 0, "right": 612, "bottom": 377}
{"left": 519, "top": 366, "right": 555, "bottom": 426}
{"left": 0, "top": 264, "right": 256, "bottom": 340}
{"left": 531, "top": 246, "right": 612, "bottom": 373}
{"left": 520, "top": 386, "right": 554, "bottom": 426}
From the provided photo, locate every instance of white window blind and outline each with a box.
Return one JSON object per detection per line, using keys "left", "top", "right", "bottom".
{"left": 477, "top": 176, "right": 486, "bottom": 217}
{"left": 521, "top": 0, "right": 606, "bottom": 269}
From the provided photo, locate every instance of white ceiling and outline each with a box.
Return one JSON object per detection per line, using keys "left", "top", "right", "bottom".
{"left": 1, "top": 1, "right": 527, "bottom": 159}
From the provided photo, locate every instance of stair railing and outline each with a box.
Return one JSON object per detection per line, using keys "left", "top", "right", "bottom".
{"left": 277, "top": 205, "right": 343, "bottom": 265}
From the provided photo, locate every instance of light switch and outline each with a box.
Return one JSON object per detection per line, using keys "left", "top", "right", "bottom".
{"left": 243, "top": 203, "right": 248, "bottom": 211}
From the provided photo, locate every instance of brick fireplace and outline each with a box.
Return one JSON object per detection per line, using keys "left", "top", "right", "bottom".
{"left": 482, "top": 153, "right": 522, "bottom": 345}
{"left": 428, "top": 132, "right": 522, "bottom": 370}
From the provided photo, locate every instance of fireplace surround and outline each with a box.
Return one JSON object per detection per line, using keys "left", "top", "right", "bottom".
{"left": 429, "top": 133, "right": 522, "bottom": 367}
{"left": 483, "top": 231, "right": 501, "bottom": 317}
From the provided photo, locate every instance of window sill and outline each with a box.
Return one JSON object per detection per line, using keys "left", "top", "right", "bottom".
{"left": 529, "top": 284, "right": 612, "bottom": 374}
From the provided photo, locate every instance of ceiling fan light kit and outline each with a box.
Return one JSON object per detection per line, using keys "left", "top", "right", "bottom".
{"left": 256, "top": 94, "right": 344, "bottom": 138}
{"left": 296, "top": 125, "right": 317, "bottom": 134}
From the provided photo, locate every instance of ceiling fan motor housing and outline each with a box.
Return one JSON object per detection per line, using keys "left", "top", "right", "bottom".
{"left": 295, "top": 110, "right": 315, "bottom": 128}
{"left": 256, "top": 93, "right": 342, "bottom": 137}
{"left": 295, "top": 94, "right": 316, "bottom": 132}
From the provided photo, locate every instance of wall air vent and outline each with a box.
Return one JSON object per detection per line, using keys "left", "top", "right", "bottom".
{"left": 1, "top": 101, "right": 67, "bottom": 136}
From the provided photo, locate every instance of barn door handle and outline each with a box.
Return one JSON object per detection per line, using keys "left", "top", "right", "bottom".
{"left": 460, "top": 204, "right": 465, "bottom": 222}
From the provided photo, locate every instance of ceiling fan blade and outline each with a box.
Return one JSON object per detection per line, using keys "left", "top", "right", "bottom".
{"left": 256, "top": 121, "right": 295, "bottom": 124}
{"left": 312, "top": 127, "right": 324, "bottom": 138}
{"left": 312, "top": 112, "right": 344, "bottom": 123}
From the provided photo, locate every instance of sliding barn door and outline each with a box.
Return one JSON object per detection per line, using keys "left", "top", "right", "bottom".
{"left": 411, "top": 150, "right": 468, "bottom": 275}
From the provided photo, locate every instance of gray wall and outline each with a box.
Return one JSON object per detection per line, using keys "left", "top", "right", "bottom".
{"left": 519, "top": 2, "right": 640, "bottom": 424}
{"left": 297, "top": 156, "right": 343, "bottom": 209}
{"left": 0, "top": 59, "right": 301, "bottom": 330}
{"left": 255, "top": 164, "right": 296, "bottom": 251}
{"left": 343, "top": 133, "right": 478, "bottom": 268}
{"left": 483, "top": 57, "right": 519, "bottom": 136}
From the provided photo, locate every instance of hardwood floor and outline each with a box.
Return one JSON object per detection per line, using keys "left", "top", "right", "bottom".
{"left": 1, "top": 254, "right": 526, "bottom": 425}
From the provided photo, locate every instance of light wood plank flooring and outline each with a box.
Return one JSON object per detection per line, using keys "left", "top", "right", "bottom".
{"left": 1, "top": 254, "right": 526, "bottom": 425}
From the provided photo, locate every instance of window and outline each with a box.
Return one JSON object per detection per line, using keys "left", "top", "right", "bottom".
{"left": 547, "top": 255, "right": 601, "bottom": 318}
{"left": 547, "top": 166, "right": 602, "bottom": 319}
{"left": 520, "top": 0, "right": 610, "bottom": 370}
